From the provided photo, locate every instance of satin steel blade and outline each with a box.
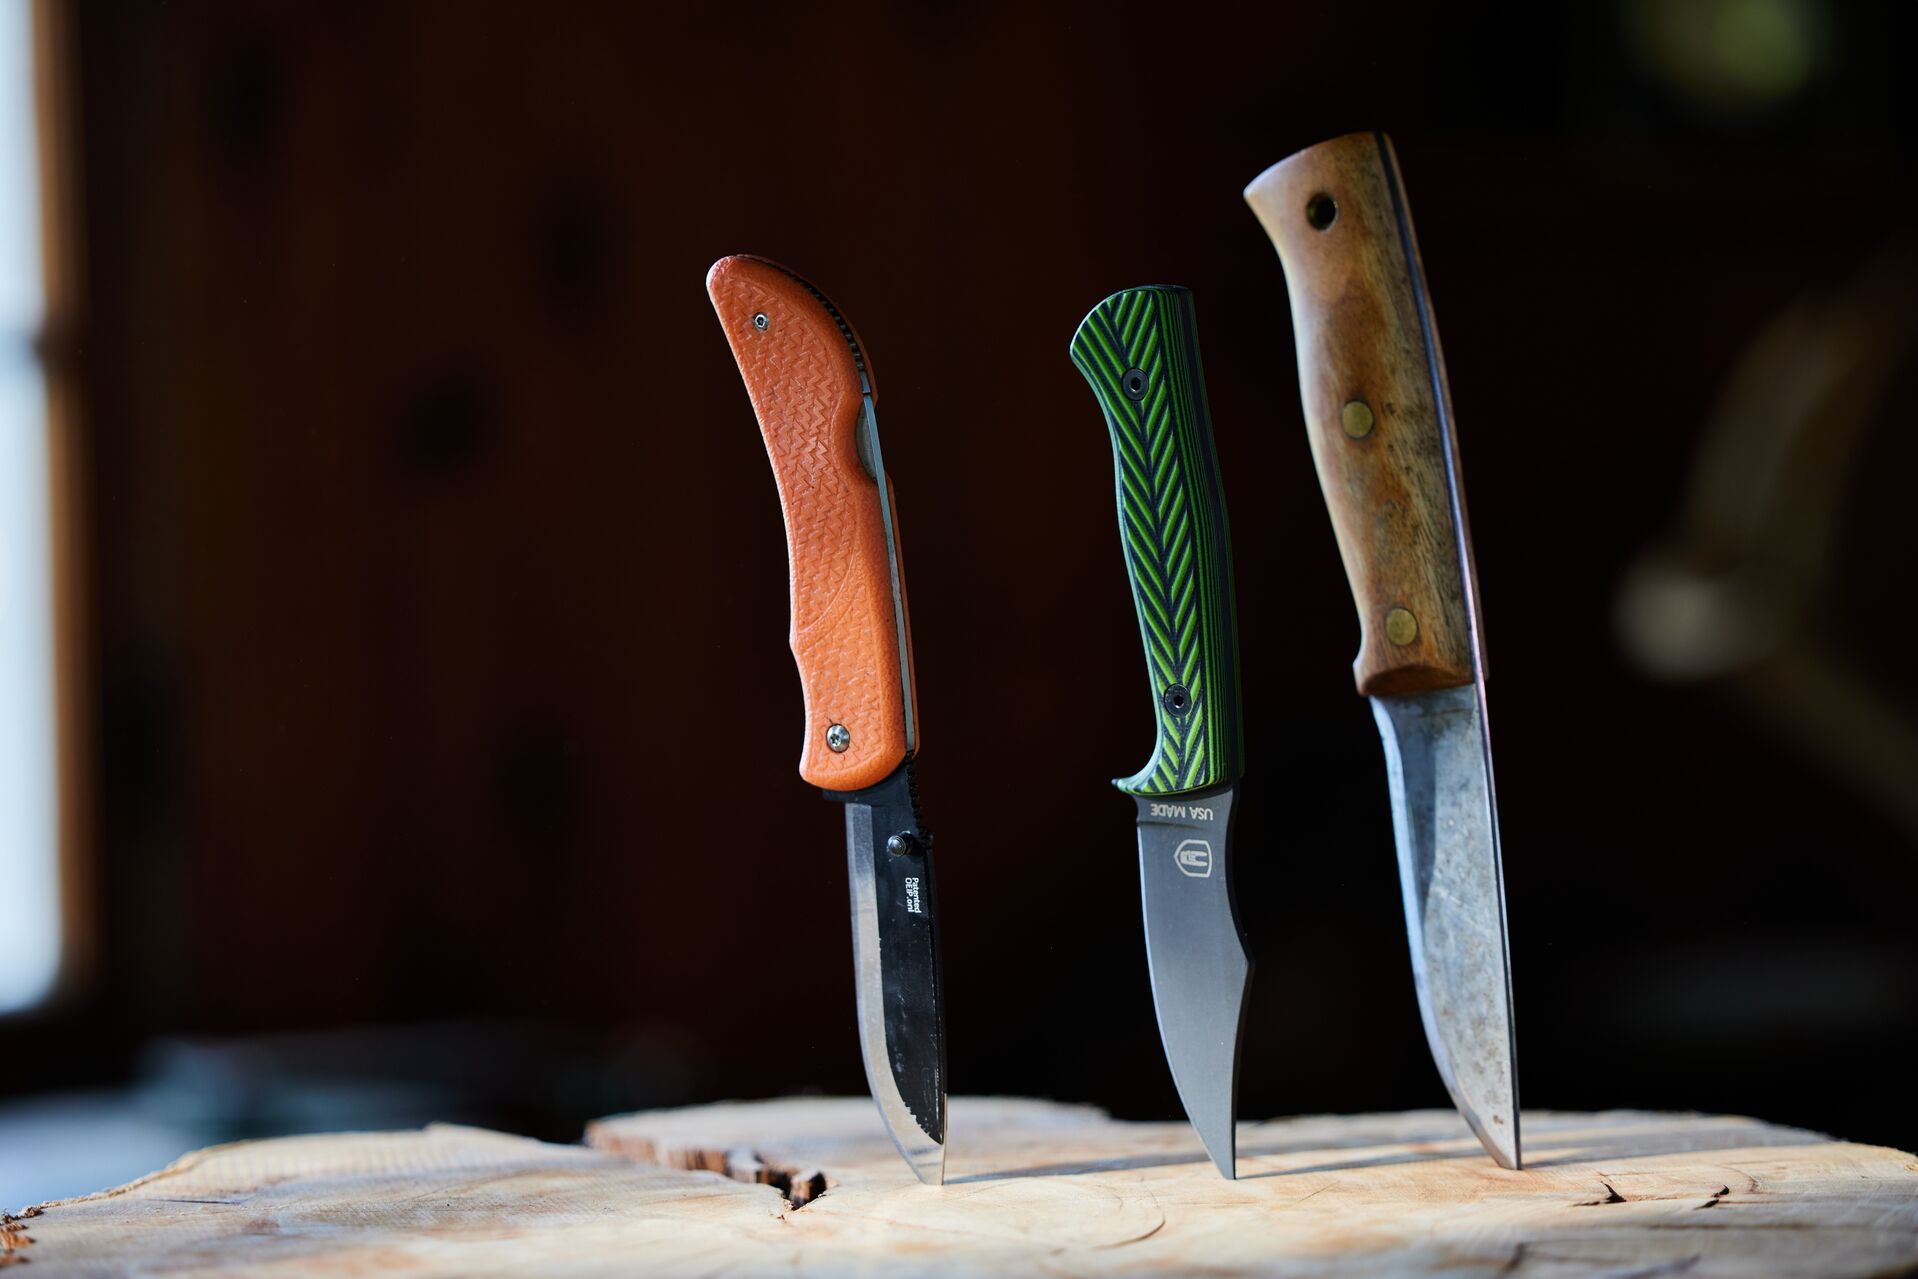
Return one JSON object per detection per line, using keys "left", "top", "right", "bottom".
{"left": 1373, "top": 685, "right": 1520, "bottom": 1168}
{"left": 1136, "top": 780, "right": 1248, "bottom": 1178}
{"left": 839, "top": 762, "right": 946, "bottom": 1184}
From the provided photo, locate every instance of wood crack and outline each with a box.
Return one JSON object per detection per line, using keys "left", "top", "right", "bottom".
{"left": 0, "top": 1206, "right": 40, "bottom": 1268}
{"left": 625, "top": 1140, "right": 827, "bottom": 1210}
{"left": 1576, "top": 1180, "right": 1628, "bottom": 1206}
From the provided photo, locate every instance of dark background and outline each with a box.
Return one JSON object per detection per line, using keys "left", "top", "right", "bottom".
{"left": 9, "top": 0, "right": 1916, "bottom": 1185}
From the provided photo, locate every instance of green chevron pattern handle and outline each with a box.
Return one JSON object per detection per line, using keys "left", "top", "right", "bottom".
{"left": 1071, "top": 286, "right": 1243, "bottom": 796}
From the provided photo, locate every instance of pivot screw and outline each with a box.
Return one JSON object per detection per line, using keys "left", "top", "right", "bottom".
{"left": 752, "top": 312, "right": 769, "bottom": 331}
{"left": 887, "top": 832, "right": 919, "bottom": 857}
{"left": 825, "top": 723, "right": 851, "bottom": 752}
{"left": 1385, "top": 607, "right": 1419, "bottom": 646}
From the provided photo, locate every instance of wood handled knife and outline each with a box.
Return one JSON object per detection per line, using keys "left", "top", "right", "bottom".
{"left": 1071, "top": 285, "right": 1250, "bottom": 1179}
{"left": 1244, "top": 134, "right": 1521, "bottom": 1168}
{"left": 706, "top": 255, "right": 945, "bottom": 1184}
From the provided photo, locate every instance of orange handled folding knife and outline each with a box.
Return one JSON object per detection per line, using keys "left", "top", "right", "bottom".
{"left": 708, "top": 256, "right": 944, "bottom": 1183}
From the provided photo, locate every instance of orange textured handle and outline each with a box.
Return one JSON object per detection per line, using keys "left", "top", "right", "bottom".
{"left": 708, "top": 255, "right": 914, "bottom": 792}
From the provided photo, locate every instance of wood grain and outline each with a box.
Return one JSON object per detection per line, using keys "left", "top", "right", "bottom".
{"left": 14, "top": 1099, "right": 1918, "bottom": 1276}
{"left": 1246, "top": 132, "right": 1476, "bottom": 697}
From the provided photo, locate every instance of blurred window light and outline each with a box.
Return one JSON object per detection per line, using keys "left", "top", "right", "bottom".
{"left": 1624, "top": 0, "right": 1828, "bottom": 118}
{"left": 0, "top": 0, "right": 60, "bottom": 1014}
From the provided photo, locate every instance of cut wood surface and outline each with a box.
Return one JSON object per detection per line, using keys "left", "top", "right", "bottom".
{"left": 10, "top": 1098, "right": 1917, "bottom": 1276}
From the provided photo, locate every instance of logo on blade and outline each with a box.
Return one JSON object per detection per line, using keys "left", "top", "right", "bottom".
{"left": 1173, "top": 839, "right": 1213, "bottom": 878}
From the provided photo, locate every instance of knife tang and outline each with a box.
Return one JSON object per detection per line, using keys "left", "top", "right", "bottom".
{"left": 1244, "top": 132, "right": 1476, "bottom": 698}
{"left": 1070, "top": 286, "right": 1244, "bottom": 796}
{"left": 706, "top": 255, "right": 916, "bottom": 791}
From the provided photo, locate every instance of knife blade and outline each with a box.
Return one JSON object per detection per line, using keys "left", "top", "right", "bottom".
{"left": 1245, "top": 133, "right": 1520, "bottom": 1168}
{"left": 1071, "top": 285, "right": 1249, "bottom": 1179}
{"left": 706, "top": 255, "right": 946, "bottom": 1184}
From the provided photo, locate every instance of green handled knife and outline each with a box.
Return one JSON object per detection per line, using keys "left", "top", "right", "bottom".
{"left": 1071, "top": 285, "right": 1249, "bottom": 1179}
{"left": 1245, "top": 133, "right": 1520, "bottom": 1168}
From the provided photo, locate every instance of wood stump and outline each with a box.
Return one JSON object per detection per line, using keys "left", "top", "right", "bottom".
{"left": 8, "top": 1098, "right": 1916, "bottom": 1276}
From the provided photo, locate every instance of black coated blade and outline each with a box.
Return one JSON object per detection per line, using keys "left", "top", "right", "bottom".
{"left": 1136, "top": 780, "right": 1249, "bottom": 1178}
{"left": 826, "top": 760, "right": 946, "bottom": 1183}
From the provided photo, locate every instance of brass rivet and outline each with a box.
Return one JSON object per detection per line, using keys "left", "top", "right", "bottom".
{"left": 1385, "top": 607, "right": 1419, "bottom": 646}
{"left": 1341, "top": 399, "right": 1374, "bottom": 439}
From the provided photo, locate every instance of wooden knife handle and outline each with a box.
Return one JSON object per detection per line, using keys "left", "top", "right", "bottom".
{"left": 1245, "top": 133, "right": 1474, "bottom": 697}
{"left": 707, "top": 255, "right": 913, "bottom": 791}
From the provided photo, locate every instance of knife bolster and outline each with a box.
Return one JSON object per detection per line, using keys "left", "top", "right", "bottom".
{"left": 1246, "top": 133, "right": 1475, "bottom": 697}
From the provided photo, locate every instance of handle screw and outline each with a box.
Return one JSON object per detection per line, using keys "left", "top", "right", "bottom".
{"left": 1121, "top": 368, "right": 1147, "bottom": 401}
{"left": 752, "top": 312, "right": 769, "bottom": 331}
{"left": 1306, "top": 192, "right": 1339, "bottom": 230}
{"left": 1161, "top": 683, "right": 1191, "bottom": 715}
{"left": 825, "top": 723, "right": 851, "bottom": 752}
{"left": 1385, "top": 608, "right": 1419, "bottom": 646}
{"left": 1341, "top": 399, "right": 1375, "bottom": 439}
{"left": 886, "top": 832, "right": 918, "bottom": 857}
